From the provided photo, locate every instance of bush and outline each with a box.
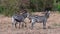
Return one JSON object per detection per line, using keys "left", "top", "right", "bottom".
{"left": 0, "top": 0, "right": 19, "bottom": 16}
{"left": 57, "top": 4, "right": 60, "bottom": 12}
{"left": 0, "top": 5, "right": 18, "bottom": 16}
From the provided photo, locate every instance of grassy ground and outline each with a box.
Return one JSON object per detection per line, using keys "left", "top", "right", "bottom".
{"left": 0, "top": 12, "right": 60, "bottom": 34}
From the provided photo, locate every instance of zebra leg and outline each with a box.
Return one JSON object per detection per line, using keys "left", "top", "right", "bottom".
{"left": 12, "top": 17, "right": 17, "bottom": 28}
{"left": 15, "top": 22, "right": 17, "bottom": 28}
{"left": 21, "top": 22, "right": 24, "bottom": 28}
{"left": 12, "top": 16, "right": 14, "bottom": 25}
{"left": 19, "top": 22, "right": 21, "bottom": 29}
{"left": 43, "top": 20, "right": 46, "bottom": 29}
{"left": 31, "top": 22, "right": 35, "bottom": 29}
{"left": 22, "top": 22, "right": 27, "bottom": 28}
{"left": 24, "top": 22, "right": 27, "bottom": 27}
{"left": 12, "top": 22, "right": 15, "bottom": 28}
{"left": 31, "top": 19, "right": 35, "bottom": 29}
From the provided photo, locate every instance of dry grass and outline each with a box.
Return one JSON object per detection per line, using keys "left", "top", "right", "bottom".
{"left": 0, "top": 12, "right": 60, "bottom": 34}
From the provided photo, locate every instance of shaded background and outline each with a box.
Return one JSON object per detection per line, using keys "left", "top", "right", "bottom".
{"left": 0, "top": 0, "right": 60, "bottom": 16}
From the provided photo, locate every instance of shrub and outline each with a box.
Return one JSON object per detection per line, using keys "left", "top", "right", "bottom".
{"left": 57, "top": 4, "right": 60, "bottom": 12}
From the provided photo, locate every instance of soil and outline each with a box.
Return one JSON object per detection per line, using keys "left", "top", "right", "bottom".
{"left": 0, "top": 12, "right": 60, "bottom": 34}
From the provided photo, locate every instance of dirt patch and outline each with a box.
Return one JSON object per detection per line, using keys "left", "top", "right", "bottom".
{"left": 0, "top": 12, "right": 60, "bottom": 34}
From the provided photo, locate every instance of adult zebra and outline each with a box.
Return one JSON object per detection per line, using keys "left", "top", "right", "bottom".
{"left": 12, "top": 10, "right": 29, "bottom": 28}
{"left": 28, "top": 11, "right": 50, "bottom": 29}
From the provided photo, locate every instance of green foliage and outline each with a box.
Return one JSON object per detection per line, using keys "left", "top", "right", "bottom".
{"left": 30, "top": 0, "right": 43, "bottom": 12}
{"left": 0, "top": 6, "right": 4, "bottom": 13}
{"left": 0, "top": 0, "right": 59, "bottom": 16}
{"left": 29, "top": 0, "right": 54, "bottom": 12}
{"left": 29, "top": 0, "right": 36, "bottom": 12}
{"left": 57, "top": 4, "right": 60, "bottom": 12}
{"left": 54, "top": 2, "right": 60, "bottom": 12}
{"left": 0, "top": 0, "right": 19, "bottom": 16}
{"left": 37, "top": 0, "right": 44, "bottom": 11}
{"left": 0, "top": 5, "right": 15, "bottom": 16}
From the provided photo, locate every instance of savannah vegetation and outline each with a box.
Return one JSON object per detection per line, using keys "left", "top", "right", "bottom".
{"left": 0, "top": 0, "right": 60, "bottom": 16}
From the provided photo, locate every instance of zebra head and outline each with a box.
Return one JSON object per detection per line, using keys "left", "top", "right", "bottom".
{"left": 45, "top": 11, "right": 50, "bottom": 18}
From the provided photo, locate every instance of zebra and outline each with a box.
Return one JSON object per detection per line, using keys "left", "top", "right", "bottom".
{"left": 28, "top": 11, "right": 50, "bottom": 29}
{"left": 12, "top": 10, "right": 29, "bottom": 28}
